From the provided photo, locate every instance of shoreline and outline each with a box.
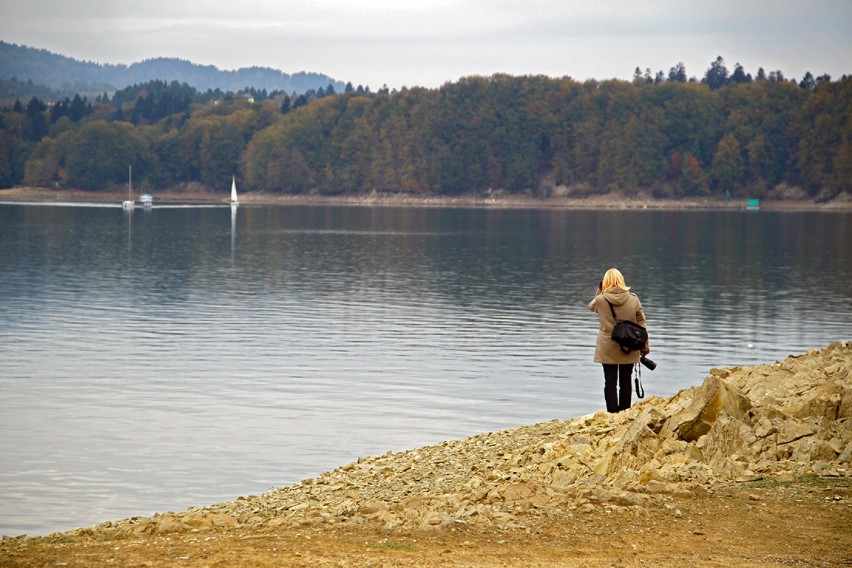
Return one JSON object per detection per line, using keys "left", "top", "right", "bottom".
{"left": 2, "top": 186, "right": 851, "bottom": 211}
{"left": 2, "top": 343, "right": 849, "bottom": 567}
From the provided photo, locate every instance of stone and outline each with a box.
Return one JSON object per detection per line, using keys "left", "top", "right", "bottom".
{"left": 551, "top": 470, "right": 578, "bottom": 491}
{"left": 777, "top": 421, "right": 817, "bottom": 445}
{"left": 663, "top": 375, "right": 753, "bottom": 442}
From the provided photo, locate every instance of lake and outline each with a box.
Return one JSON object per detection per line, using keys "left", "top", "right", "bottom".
{"left": 0, "top": 202, "right": 849, "bottom": 536}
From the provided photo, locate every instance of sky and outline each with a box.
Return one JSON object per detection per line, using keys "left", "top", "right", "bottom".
{"left": 1, "top": 0, "right": 850, "bottom": 90}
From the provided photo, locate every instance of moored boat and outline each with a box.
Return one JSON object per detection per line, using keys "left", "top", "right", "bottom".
{"left": 122, "top": 166, "right": 135, "bottom": 209}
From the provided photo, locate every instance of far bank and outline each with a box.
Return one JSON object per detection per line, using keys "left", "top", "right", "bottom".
{"left": 1, "top": 186, "right": 851, "bottom": 211}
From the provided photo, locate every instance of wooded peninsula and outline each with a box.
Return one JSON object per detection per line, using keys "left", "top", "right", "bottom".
{"left": 1, "top": 58, "right": 849, "bottom": 201}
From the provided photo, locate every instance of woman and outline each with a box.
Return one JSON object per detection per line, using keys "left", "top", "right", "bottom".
{"left": 589, "top": 268, "right": 650, "bottom": 413}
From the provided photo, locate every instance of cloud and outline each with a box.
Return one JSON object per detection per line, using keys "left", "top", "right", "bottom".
{"left": 1, "top": 0, "right": 849, "bottom": 88}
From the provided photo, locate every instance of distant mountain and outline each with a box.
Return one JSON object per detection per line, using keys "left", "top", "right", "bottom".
{"left": 0, "top": 41, "right": 345, "bottom": 99}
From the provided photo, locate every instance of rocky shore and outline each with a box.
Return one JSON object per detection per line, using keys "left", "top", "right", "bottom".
{"left": 2, "top": 342, "right": 849, "bottom": 566}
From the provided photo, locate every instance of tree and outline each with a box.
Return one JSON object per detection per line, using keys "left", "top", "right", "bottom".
{"left": 50, "top": 98, "right": 70, "bottom": 124}
{"left": 795, "top": 79, "right": 852, "bottom": 196}
{"left": 668, "top": 62, "right": 687, "bottom": 83}
{"left": 704, "top": 56, "right": 729, "bottom": 90}
{"left": 745, "top": 133, "right": 771, "bottom": 194}
{"left": 63, "top": 121, "right": 148, "bottom": 189}
{"left": 711, "top": 133, "right": 744, "bottom": 193}
{"left": 196, "top": 115, "right": 246, "bottom": 186}
{"left": 730, "top": 64, "right": 752, "bottom": 84}
{"left": 667, "top": 151, "right": 709, "bottom": 196}
{"left": 24, "top": 97, "right": 48, "bottom": 140}
{"left": 0, "top": 130, "right": 30, "bottom": 187}
{"left": 69, "top": 94, "right": 90, "bottom": 122}
{"left": 4, "top": 69, "right": 848, "bottom": 197}
{"left": 799, "top": 72, "right": 816, "bottom": 90}
{"left": 291, "top": 94, "right": 308, "bottom": 110}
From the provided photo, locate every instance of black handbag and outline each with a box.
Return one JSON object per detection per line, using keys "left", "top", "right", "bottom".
{"left": 606, "top": 300, "right": 648, "bottom": 353}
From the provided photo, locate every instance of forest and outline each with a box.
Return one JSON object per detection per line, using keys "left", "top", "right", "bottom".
{"left": 0, "top": 57, "right": 849, "bottom": 199}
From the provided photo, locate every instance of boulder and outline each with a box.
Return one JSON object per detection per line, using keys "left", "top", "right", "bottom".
{"left": 663, "top": 375, "right": 752, "bottom": 442}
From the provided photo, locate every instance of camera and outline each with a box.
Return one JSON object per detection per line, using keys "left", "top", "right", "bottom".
{"left": 640, "top": 355, "right": 657, "bottom": 371}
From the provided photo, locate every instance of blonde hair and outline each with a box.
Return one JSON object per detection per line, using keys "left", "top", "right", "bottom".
{"left": 601, "top": 268, "right": 630, "bottom": 292}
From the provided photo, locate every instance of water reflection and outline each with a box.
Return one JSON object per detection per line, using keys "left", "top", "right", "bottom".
{"left": 0, "top": 204, "right": 849, "bottom": 536}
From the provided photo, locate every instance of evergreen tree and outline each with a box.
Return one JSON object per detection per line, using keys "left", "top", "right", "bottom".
{"left": 668, "top": 62, "right": 687, "bottom": 83}
{"left": 69, "top": 94, "right": 89, "bottom": 122}
{"left": 704, "top": 56, "right": 729, "bottom": 90}
{"left": 730, "top": 64, "right": 752, "bottom": 84}
{"left": 25, "top": 97, "right": 48, "bottom": 140}
{"left": 799, "top": 72, "right": 816, "bottom": 90}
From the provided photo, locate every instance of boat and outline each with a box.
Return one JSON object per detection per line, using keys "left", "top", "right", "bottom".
{"left": 122, "top": 166, "right": 135, "bottom": 210}
{"left": 140, "top": 194, "right": 153, "bottom": 208}
{"left": 230, "top": 176, "right": 239, "bottom": 206}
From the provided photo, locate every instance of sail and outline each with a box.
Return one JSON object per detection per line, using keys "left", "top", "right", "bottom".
{"left": 230, "top": 176, "right": 238, "bottom": 204}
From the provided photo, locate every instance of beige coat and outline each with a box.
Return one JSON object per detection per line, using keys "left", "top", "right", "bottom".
{"left": 589, "top": 287, "right": 649, "bottom": 364}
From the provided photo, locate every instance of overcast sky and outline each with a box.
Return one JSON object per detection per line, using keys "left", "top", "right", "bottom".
{"left": 1, "top": 0, "right": 850, "bottom": 89}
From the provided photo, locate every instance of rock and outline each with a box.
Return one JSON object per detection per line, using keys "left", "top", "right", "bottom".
{"left": 777, "top": 420, "right": 817, "bottom": 445}
{"left": 663, "top": 375, "right": 752, "bottom": 442}
{"left": 606, "top": 491, "right": 649, "bottom": 508}
{"left": 551, "top": 470, "right": 578, "bottom": 491}
{"left": 150, "top": 514, "right": 190, "bottom": 535}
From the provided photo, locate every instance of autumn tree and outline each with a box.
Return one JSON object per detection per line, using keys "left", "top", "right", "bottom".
{"left": 712, "top": 133, "right": 745, "bottom": 194}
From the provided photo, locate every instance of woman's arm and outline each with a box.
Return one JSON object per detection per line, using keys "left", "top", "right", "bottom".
{"left": 636, "top": 300, "right": 650, "bottom": 353}
{"left": 589, "top": 283, "right": 602, "bottom": 312}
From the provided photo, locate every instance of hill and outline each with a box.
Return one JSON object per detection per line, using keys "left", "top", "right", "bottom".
{"left": 0, "top": 41, "right": 345, "bottom": 98}
{"left": 2, "top": 342, "right": 849, "bottom": 566}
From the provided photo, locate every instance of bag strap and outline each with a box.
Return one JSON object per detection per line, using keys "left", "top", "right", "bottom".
{"left": 606, "top": 300, "right": 619, "bottom": 321}
{"left": 634, "top": 363, "right": 645, "bottom": 399}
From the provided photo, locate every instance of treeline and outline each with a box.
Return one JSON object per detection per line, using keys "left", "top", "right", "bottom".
{"left": 1, "top": 58, "right": 849, "bottom": 198}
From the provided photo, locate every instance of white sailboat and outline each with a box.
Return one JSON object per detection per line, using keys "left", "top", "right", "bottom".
{"left": 122, "top": 165, "right": 135, "bottom": 210}
{"left": 230, "top": 176, "right": 238, "bottom": 247}
{"left": 230, "top": 176, "right": 239, "bottom": 206}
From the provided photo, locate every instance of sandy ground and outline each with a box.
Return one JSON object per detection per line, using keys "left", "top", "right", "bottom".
{"left": 2, "top": 186, "right": 850, "bottom": 211}
{"left": 2, "top": 477, "right": 849, "bottom": 567}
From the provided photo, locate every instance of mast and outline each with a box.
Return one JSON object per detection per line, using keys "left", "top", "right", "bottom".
{"left": 122, "top": 165, "right": 135, "bottom": 209}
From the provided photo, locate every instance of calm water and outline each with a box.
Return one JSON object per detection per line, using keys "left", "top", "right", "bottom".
{"left": 0, "top": 203, "right": 849, "bottom": 536}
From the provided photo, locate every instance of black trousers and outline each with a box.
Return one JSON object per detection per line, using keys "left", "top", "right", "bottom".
{"left": 602, "top": 363, "right": 633, "bottom": 413}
